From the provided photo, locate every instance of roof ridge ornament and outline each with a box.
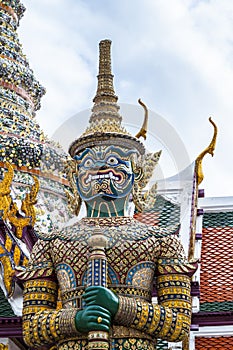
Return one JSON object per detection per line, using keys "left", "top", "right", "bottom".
{"left": 195, "top": 117, "right": 218, "bottom": 186}
{"left": 135, "top": 99, "right": 148, "bottom": 140}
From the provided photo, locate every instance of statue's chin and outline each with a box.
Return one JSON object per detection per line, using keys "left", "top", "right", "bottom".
{"left": 81, "top": 189, "right": 133, "bottom": 202}
{"left": 81, "top": 192, "right": 119, "bottom": 201}
{"left": 78, "top": 182, "right": 133, "bottom": 201}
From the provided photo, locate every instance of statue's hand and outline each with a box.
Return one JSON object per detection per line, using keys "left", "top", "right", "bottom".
{"left": 75, "top": 305, "right": 111, "bottom": 333}
{"left": 83, "top": 286, "right": 119, "bottom": 318}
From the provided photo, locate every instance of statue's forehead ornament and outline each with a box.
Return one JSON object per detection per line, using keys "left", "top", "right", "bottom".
{"left": 68, "top": 40, "right": 148, "bottom": 158}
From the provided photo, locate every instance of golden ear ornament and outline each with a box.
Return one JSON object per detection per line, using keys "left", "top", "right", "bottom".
{"left": 64, "top": 157, "right": 82, "bottom": 216}
{"left": 131, "top": 159, "right": 143, "bottom": 182}
{"left": 195, "top": 117, "right": 218, "bottom": 186}
{"left": 132, "top": 150, "right": 162, "bottom": 212}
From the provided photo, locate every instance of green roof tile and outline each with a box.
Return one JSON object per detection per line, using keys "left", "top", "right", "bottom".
{"left": 200, "top": 301, "right": 233, "bottom": 312}
{"left": 154, "top": 195, "right": 180, "bottom": 227}
{"left": 135, "top": 195, "right": 180, "bottom": 227}
{"left": 203, "top": 211, "right": 233, "bottom": 228}
{"left": 0, "top": 287, "right": 15, "bottom": 317}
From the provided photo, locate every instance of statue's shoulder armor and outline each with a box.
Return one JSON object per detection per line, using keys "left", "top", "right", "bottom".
{"left": 16, "top": 237, "right": 56, "bottom": 281}
{"left": 35, "top": 219, "right": 180, "bottom": 245}
{"left": 147, "top": 223, "right": 180, "bottom": 239}
{"left": 35, "top": 230, "right": 58, "bottom": 241}
{"left": 34, "top": 220, "right": 85, "bottom": 242}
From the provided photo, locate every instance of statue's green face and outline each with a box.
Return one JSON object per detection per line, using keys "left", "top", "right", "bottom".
{"left": 75, "top": 145, "right": 136, "bottom": 202}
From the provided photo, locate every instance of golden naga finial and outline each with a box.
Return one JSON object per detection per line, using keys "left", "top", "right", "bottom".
{"left": 0, "top": 162, "right": 14, "bottom": 220}
{"left": 0, "top": 162, "right": 15, "bottom": 297}
{"left": 8, "top": 176, "right": 39, "bottom": 239}
{"left": 21, "top": 175, "right": 39, "bottom": 226}
{"left": 0, "top": 168, "right": 39, "bottom": 296}
{"left": 195, "top": 117, "right": 218, "bottom": 186}
{"left": 8, "top": 202, "right": 30, "bottom": 239}
{"left": 135, "top": 99, "right": 148, "bottom": 140}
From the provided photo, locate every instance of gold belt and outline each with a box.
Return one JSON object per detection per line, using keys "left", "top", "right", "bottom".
{"left": 57, "top": 326, "right": 156, "bottom": 346}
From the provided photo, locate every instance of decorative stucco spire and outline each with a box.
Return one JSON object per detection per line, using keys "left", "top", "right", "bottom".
{"left": 0, "top": 0, "right": 47, "bottom": 169}
{"left": 90, "top": 39, "right": 122, "bottom": 124}
{"left": 0, "top": 1, "right": 67, "bottom": 173}
{"left": 0, "top": 0, "right": 26, "bottom": 23}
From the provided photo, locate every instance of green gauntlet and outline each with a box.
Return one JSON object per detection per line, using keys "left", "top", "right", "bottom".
{"left": 83, "top": 286, "right": 119, "bottom": 318}
{"left": 75, "top": 305, "right": 111, "bottom": 333}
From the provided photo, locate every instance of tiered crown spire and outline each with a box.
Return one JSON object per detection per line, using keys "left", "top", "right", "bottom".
{"left": 93, "top": 40, "right": 118, "bottom": 104}
{"left": 90, "top": 40, "right": 121, "bottom": 123}
{"left": 69, "top": 39, "right": 145, "bottom": 157}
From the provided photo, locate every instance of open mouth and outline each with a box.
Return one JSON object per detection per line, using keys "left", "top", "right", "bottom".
{"left": 83, "top": 169, "right": 123, "bottom": 185}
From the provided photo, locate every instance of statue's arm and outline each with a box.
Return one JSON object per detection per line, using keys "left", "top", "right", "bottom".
{"left": 114, "top": 235, "right": 197, "bottom": 342}
{"left": 22, "top": 239, "right": 79, "bottom": 348}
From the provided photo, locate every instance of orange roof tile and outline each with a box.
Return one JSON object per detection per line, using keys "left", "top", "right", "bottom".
{"left": 200, "top": 225, "right": 233, "bottom": 306}
{"left": 195, "top": 336, "right": 233, "bottom": 349}
{"left": 134, "top": 195, "right": 180, "bottom": 227}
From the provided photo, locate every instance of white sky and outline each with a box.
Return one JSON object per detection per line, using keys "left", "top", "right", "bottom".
{"left": 18, "top": 0, "right": 233, "bottom": 197}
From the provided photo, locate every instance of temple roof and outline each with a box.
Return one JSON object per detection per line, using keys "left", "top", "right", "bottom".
{"left": 195, "top": 336, "right": 233, "bottom": 349}
{"left": 134, "top": 194, "right": 180, "bottom": 228}
{"left": 200, "top": 211, "right": 233, "bottom": 312}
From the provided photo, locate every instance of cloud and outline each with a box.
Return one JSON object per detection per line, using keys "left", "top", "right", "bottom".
{"left": 18, "top": 0, "right": 233, "bottom": 196}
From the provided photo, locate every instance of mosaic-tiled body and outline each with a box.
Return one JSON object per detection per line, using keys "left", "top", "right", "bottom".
{"left": 21, "top": 217, "right": 197, "bottom": 349}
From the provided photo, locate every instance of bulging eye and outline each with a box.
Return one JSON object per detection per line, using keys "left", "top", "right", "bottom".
{"left": 107, "top": 156, "right": 119, "bottom": 166}
{"left": 83, "top": 158, "right": 94, "bottom": 167}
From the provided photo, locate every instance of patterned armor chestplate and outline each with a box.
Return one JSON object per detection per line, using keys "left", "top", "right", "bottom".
{"left": 49, "top": 218, "right": 160, "bottom": 310}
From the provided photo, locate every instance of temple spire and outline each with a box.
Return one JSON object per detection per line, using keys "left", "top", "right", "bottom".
{"left": 0, "top": 0, "right": 46, "bottom": 168}
{"left": 90, "top": 39, "right": 121, "bottom": 123}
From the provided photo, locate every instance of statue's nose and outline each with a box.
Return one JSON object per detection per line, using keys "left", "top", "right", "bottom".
{"left": 93, "top": 160, "right": 106, "bottom": 168}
